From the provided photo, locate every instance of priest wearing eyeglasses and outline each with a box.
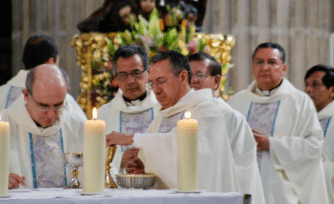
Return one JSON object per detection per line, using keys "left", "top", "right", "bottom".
{"left": 97, "top": 45, "right": 160, "bottom": 180}
{"left": 105, "top": 51, "right": 241, "bottom": 193}
{"left": 1, "top": 64, "right": 85, "bottom": 189}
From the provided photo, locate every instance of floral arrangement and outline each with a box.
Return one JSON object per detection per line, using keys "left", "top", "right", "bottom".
{"left": 90, "top": 7, "right": 234, "bottom": 107}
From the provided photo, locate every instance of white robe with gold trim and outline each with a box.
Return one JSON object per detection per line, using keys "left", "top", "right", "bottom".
{"left": 1, "top": 96, "right": 85, "bottom": 189}
{"left": 138, "top": 89, "right": 241, "bottom": 193}
{"left": 229, "top": 79, "right": 329, "bottom": 204}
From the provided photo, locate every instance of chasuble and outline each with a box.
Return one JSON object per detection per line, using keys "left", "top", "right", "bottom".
{"left": 1, "top": 96, "right": 85, "bottom": 189}
{"left": 318, "top": 101, "right": 334, "bottom": 203}
{"left": 136, "top": 89, "right": 241, "bottom": 193}
{"left": 214, "top": 97, "right": 265, "bottom": 204}
{"left": 229, "top": 79, "right": 329, "bottom": 204}
{"left": 98, "top": 89, "right": 160, "bottom": 177}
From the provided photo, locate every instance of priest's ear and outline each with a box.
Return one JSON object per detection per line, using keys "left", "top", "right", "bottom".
{"left": 329, "top": 86, "right": 334, "bottom": 100}
{"left": 45, "top": 56, "right": 60, "bottom": 66}
{"left": 179, "top": 70, "right": 189, "bottom": 83}
{"left": 214, "top": 74, "right": 221, "bottom": 91}
{"left": 22, "top": 89, "right": 30, "bottom": 102}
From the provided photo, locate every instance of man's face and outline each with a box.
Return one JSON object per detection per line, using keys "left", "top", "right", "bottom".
{"left": 190, "top": 59, "right": 218, "bottom": 93}
{"left": 305, "top": 71, "right": 334, "bottom": 111}
{"left": 252, "top": 48, "right": 287, "bottom": 90}
{"left": 119, "top": 5, "right": 136, "bottom": 26}
{"left": 23, "top": 83, "right": 66, "bottom": 128}
{"left": 140, "top": 0, "right": 155, "bottom": 13}
{"left": 115, "top": 54, "right": 148, "bottom": 100}
{"left": 148, "top": 59, "right": 184, "bottom": 109}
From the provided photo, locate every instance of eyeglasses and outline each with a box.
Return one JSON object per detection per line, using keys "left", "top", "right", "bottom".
{"left": 116, "top": 70, "right": 146, "bottom": 81}
{"left": 29, "top": 94, "right": 66, "bottom": 112}
{"left": 147, "top": 79, "right": 168, "bottom": 89}
{"left": 192, "top": 72, "right": 210, "bottom": 80}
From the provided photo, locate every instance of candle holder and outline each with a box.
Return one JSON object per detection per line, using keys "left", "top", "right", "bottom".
{"left": 63, "top": 153, "right": 83, "bottom": 188}
{"left": 105, "top": 145, "right": 118, "bottom": 188}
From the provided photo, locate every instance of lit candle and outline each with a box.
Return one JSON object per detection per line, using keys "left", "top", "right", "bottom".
{"left": 83, "top": 108, "right": 106, "bottom": 193}
{"left": 0, "top": 115, "right": 10, "bottom": 196}
{"left": 177, "top": 111, "right": 198, "bottom": 191}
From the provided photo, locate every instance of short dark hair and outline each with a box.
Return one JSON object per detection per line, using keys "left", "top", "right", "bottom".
{"left": 151, "top": 51, "right": 192, "bottom": 85}
{"left": 305, "top": 64, "right": 334, "bottom": 89}
{"left": 188, "top": 52, "right": 221, "bottom": 76}
{"left": 22, "top": 34, "right": 59, "bottom": 69}
{"left": 252, "top": 42, "right": 286, "bottom": 64}
{"left": 112, "top": 44, "right": 150, "bottom": 74}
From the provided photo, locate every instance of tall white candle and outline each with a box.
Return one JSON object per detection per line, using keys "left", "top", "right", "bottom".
{"left": 0, "top": 115, "right": 10, "bottom": 195}
{"left": 83, "top": 108, "right": 106, "bottom": 193}
{"left": 177, "top": 111, "right": 198, "bottom": 191}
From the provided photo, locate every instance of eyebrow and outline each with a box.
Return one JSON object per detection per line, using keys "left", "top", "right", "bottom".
{"left": 118, "top": 69, "right": 142, "bottom": 73}
{"left": 36, "top": 101, "right": 64, "bottom": 107}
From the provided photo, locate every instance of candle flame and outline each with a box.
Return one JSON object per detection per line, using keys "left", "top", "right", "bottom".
{"left": 92, "top": 107, "right": 98, "bottom": 119}
{"left": 185, "top": 111, "right": 191, "bottom": 119}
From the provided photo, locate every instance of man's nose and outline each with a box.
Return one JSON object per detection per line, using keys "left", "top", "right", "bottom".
{"left": 45, "top": 108, "right": 57, "bottom": 119}
{"left": 304, "top": 85, "right": 312, "bottom": 94}
{"left": 152, "top": 83, "right": 162, "bottom": 94}
{"left": 126, "top": 74, "right": 136, "bottom": 83}
{"left": 261, "top": 63, "right": 270, "bottom": 70}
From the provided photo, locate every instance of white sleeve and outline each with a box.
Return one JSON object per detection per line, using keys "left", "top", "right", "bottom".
{"left": 132, "top": 133, "right": 144, "bottom": 148}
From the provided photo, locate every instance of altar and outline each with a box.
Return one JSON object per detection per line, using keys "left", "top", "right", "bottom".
{"left": 2, "top": 188, "right": 250, "bottom": 204}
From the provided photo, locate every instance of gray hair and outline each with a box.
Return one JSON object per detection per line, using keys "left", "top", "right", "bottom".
{"left": 25, "top": 65, "right": 68, "bottom": 95}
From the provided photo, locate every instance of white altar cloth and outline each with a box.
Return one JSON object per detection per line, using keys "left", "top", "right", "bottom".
{"left": 1, "top": 188, "right": 247, "bottom": 204}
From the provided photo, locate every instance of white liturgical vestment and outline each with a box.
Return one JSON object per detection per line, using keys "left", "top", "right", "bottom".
{"left": 229, "top": 79, "right": 329, "bottom": 204}
{"left": 213, "top": 97, "right": 265, "bottom": 204}
{"left": 1, "top": 96, "right": 85, "bottom": 189}
{"left": 0, "top": 70, "right": 87, "bottom": 121}
{"left": 318, "top": 101, "right": 334, "bottom": 203}
{"left": 137, "top": 89, "right": 241, "bottom": 193}
{"left": 98, "top": 89, "right": 160, "bottom": 177}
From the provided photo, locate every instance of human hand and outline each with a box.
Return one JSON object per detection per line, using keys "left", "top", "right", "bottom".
{"left": 126, "top": 157, "right": 145, "bottom": 174}
{"left": 8, "top": 173, "right": 25, "bottom": 189}
{"left": 253, "top": 129, "right": 270, "bottom": 152}
{"left": 106, "top": 131, "right": 134, "bottom": 146}
{"left": 121, "top": 148, "right": 140, "bottom": 168}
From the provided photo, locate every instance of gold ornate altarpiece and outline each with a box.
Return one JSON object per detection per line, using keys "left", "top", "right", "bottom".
{"left": 71, "top": 33, "right": 235, "bottom": 118}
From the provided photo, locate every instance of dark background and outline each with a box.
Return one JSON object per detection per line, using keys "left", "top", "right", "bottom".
{"left": 0, "top": 1, "right": 12, "bottom": 86}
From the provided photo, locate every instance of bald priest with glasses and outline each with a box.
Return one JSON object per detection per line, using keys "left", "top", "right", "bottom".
{"left": 1, "top": 64, "right": 85, "bottom": 189}
{"left": 97, "top": 45, "right": 160, "bottom": 179}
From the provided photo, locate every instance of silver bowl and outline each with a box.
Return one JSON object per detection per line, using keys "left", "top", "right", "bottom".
{"left": 116, "top": 173, "right": 156, "bottom": 189}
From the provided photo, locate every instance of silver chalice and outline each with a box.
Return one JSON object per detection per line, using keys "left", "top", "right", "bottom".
{"left": 63, "top": 153, "right": 83, "bottom": 188}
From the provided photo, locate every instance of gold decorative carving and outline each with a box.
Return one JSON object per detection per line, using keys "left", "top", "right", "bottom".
{"left": 72, "top": 33, "right": 235, "bottom": 118}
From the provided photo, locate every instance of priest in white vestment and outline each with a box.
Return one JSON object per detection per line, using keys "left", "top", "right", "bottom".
{"left": 0, "top": 34, "right": 86, "bottom": 121}
{"left": 305, "top": 64, "right": 334, "bottom": 203}
{"left": 106, "top": 51, "right": 241, "bottom": 193}
{"left": 98, "top": 45, "right": 160, "bottom": 178}
{"left": 229, "top": 42, "right": 329, "bottom": 204}
{"left": 188, "top": 52, "right": 265, "bottom": 203}
{"left": 2, "top": 65, "right": 85, "bottom": 189}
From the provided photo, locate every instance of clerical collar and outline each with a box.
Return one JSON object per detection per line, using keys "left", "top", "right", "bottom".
{"left": 123, "top": 91, "right": 147, "bottom": 106}
{"left": 255, "top": 80, "right": 283, "bottom": 97}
